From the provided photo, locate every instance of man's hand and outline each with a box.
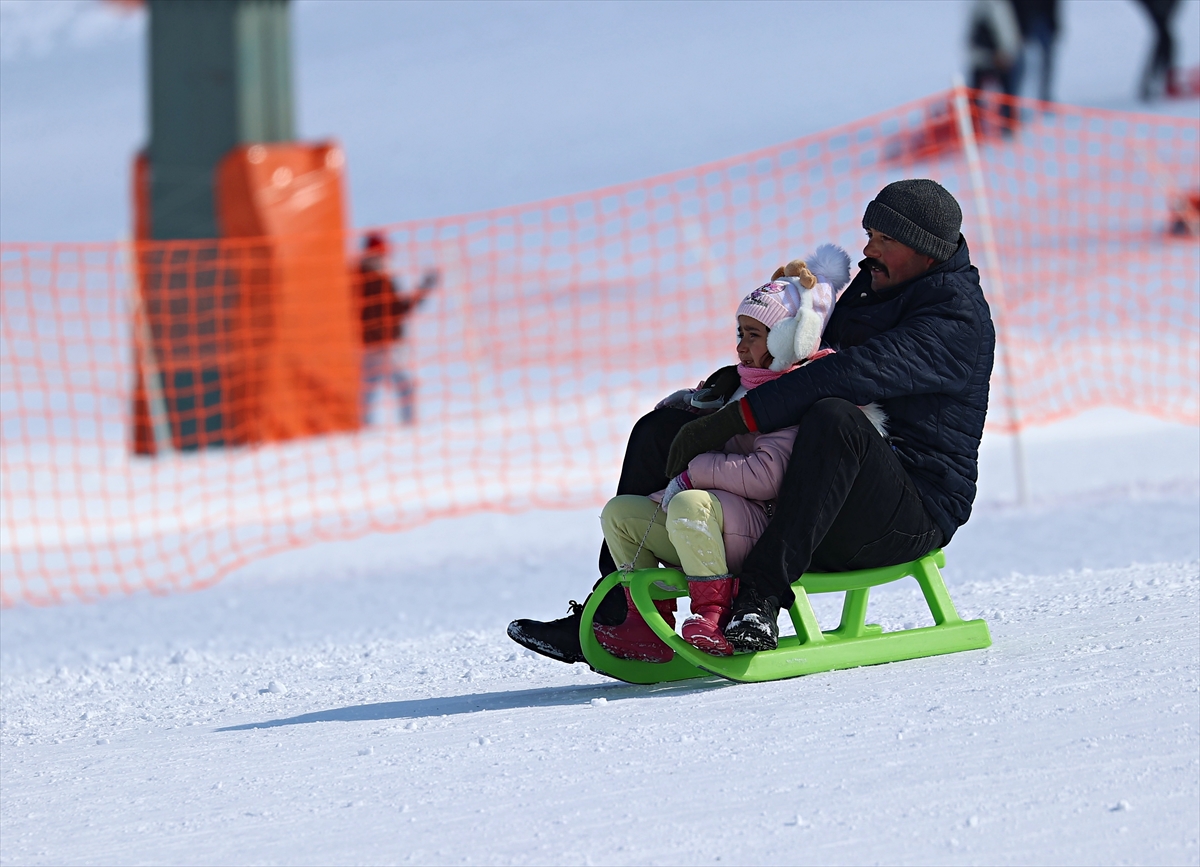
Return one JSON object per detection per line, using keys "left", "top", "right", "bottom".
{"left": 665, "top": 400, "right": 748, "bottom": 477}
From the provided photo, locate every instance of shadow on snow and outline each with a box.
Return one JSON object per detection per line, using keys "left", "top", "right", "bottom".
{"left": 215, "top": 678, "right": 730, "bottom": 732}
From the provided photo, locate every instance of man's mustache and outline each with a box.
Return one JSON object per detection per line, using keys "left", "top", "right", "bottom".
{"left": 859, "top": 257, "right": 888, "bottom": 276}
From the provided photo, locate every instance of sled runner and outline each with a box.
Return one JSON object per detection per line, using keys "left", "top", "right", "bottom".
{"left": 579, "top": 549, "right": 990, "bottom": 684}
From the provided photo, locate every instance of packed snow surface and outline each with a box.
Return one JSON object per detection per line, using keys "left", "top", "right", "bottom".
{"left": 2, "top": 410, "right": 1198, "bottom": 865}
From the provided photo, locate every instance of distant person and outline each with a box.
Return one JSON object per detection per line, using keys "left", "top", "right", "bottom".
{"left": 967, "top": 0, "right": 1023, "bottom": 131}
{"left": 1011, "top": 0, "right": 1059, "bottom": 102}
{"left": 1134, "top": 0, "right": 1180, "bottom": 100}
{"left": 355, "top": 232, "right": 438, "bottom": 426}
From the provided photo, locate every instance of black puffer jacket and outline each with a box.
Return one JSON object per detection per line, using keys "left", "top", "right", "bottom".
{"left": 744, "top": 237, "right": 995, "bottom": 543}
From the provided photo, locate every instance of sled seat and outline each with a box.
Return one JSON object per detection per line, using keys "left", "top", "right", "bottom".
{"left": 580, "top": 549, "right": 991, "bottom": 684}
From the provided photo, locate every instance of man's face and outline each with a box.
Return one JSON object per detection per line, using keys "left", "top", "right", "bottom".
{"left": 860, "top": 228, "right": 937, "bottom": 291}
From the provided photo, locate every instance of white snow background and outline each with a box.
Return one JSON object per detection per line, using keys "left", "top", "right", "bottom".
{"left": 2, "top": 1, "right": 1199, "bottom": 865}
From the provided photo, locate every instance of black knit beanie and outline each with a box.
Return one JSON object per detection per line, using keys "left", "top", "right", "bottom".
{"left": 862, "top": 179, "right": 962, "bottom": 262}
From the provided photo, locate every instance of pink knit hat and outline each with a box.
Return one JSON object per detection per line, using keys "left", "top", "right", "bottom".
{"left": 735, "top": 244, "right": 853, "bottom": 371}
{"left": 736, "top": 280, "right": 801, "bottom": 330}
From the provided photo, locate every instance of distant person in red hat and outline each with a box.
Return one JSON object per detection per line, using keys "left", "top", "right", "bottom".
{"left": 354, "top": 232, "right": 438, "bottom": 426}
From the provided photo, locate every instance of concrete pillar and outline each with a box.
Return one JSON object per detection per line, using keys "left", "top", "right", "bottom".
{"left": 147, "top": 0, "right": 293, "bottom": 240}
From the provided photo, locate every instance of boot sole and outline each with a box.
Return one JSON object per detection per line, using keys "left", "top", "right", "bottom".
{"left": 683, "top": 633, "right": 733, "bottom": 656}
{"left": 506, "top": 621, "right": 584, "bottom": 664}
{"left": 593, "top": 627, "right": 674, "bottom": 663}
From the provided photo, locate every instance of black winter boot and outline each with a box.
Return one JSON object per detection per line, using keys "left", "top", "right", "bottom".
{"left": 507, "top": 601, "right": 585, "bottom": 664}
{"left": 724, "top": 586, "right": 781, "bottom": 653}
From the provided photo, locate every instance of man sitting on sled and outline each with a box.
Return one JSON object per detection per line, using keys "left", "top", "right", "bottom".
{"left": 509, "top": 178, "right": 996, "bottom": 661}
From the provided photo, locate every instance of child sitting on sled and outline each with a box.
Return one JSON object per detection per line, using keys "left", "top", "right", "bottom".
{"left": 594, "top": 244, "right": 860, "bottom": 660}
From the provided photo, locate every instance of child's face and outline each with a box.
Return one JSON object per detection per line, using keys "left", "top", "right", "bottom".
{"left": 737, "top": 315, "right": 773, "bottom": 369}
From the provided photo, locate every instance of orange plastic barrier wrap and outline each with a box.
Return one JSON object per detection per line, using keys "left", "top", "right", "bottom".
{"left": 2, "top": 90, "right": 1197, "bottom": 605}
{"left": 129, "top": 142, "right": 358, "bottom": 454}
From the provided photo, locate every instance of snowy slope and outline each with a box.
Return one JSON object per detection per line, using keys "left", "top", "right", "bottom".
{"left": 2, "top": 412, "right": 1197, "bottom": 866}
{"left": 2, "top": 562, "right": 1198, "bottom": 867}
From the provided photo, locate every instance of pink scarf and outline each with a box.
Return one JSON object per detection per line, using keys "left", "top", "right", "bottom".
{"left": 738, "top": 348, "right": 834, "bottom": 391}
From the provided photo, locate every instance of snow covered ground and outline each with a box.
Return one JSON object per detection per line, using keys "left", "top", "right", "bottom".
{"left": 2, "top": 409, "right": 1197, "bottom": 866}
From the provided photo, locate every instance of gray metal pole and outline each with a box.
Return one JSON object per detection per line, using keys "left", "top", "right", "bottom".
{"left": 951, "top": 77, "right": 1029, "bottom": 505}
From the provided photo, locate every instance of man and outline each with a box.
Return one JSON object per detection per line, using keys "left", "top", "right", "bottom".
{"left": 1011, "top": 0, "right": 1059, "bottom": 102}
{"left": 1134, "top": 0, "right": 1180, "bottom": 101}
{"left": 966, "top": 0, "right": 1022, "bottom": 133}
{"left": 355, "top": 232, "right": 438, "bottom": 426}
{"left": 508, "top": 179, "right": 995, "bottom": 660}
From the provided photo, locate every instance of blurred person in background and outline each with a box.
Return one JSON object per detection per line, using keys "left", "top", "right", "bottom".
{"left": 1134, "top": 0, "right": 1181, "bottom": 99}
{"left": 966, "top": 0, "right": 1023, "bottom": 131}
{"left": 1012, "top": 0, "right": 1060, "bottom": 102}
{"left": 355, "top": 232, "right": 439, "bottom": 426}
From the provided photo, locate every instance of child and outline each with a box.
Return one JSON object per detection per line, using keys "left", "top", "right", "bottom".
{"left": 594, "top": 244, "right": 853, "bottom": 660}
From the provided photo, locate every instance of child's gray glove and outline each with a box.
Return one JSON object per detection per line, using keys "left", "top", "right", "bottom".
{"left": 653, "top": 365, "right": 741, "bottom": 415}
{"left": 660, "top": 471, "right": 693, "bottom": 509}
{"left": 654, "top": 388, "right": 699, "bottom": 412}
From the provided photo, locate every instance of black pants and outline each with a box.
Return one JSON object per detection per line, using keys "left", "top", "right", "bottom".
{"left": 597, "top": 399, "right": 942, "bottom": 617}
{"left": 738, "top": 398, "right": 943, "bottom": 608}
{"left": 1138, "top": 0, "right": 1177, "bottom": 98}
{"left": 970, "top": 66, "right": 1018, "bottom": 131}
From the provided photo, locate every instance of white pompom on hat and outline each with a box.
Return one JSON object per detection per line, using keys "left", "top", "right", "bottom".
{"left": 736, "top": 243, "right": 852, "bottom": 372}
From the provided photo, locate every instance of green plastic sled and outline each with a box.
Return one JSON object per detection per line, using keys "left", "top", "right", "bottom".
{"left": 579, "top": 549, "right": 990, "bottom": 684}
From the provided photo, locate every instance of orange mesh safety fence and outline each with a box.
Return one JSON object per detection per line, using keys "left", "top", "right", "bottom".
{"left": 2, "top": 89, "right": 1197, "bottom": 606}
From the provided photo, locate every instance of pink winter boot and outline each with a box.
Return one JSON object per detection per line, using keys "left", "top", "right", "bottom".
{"left": 593, "top": 587, "right": 677, "bottom": 663}
{"left": 681, "top": 576, "right": 737, "bottom": 656}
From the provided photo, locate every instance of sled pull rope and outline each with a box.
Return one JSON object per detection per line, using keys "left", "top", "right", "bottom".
{"left": 621, "top": 501, "right": 662, "bottom": 575}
